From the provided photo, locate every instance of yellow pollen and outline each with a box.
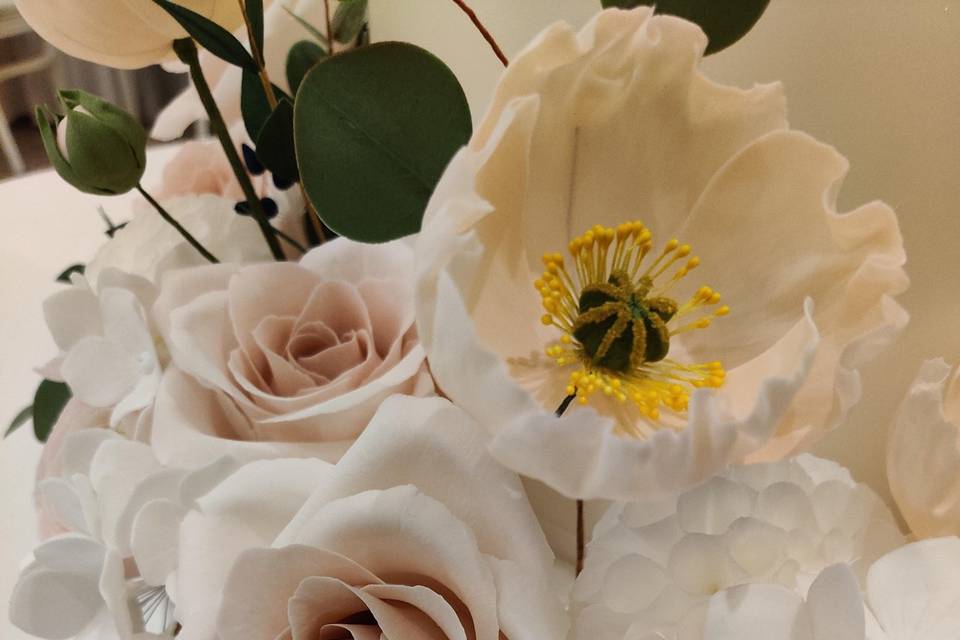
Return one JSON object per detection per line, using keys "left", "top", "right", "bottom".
{"left": 535, "top": 220, "right": 728, "bottom": 435}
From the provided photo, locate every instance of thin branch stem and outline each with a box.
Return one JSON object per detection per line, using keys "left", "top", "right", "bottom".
{"left": 136, "top": 185, "right": 219, "bottom": 264}
{"left": 272, "top": 226, "right": 307, "bottom": 254}
{"left": 449, "top": 0, "right": 508, "bottom": 67}
{"left": 555, "top": 392, "right": 584, "bottom": 575}
{"left": 576, "top": 499, "right": 585, "bottom": 576}
{"left": 324, "top": 0, "right": 335, "bottom": 54}
{"left": 237, "top": 0, "right": 278, "bottom": 109}
{"left": 173, "top": 38, "right": 285, "bottom": 261}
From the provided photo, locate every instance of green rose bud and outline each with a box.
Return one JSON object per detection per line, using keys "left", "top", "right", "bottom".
{"left": 35, "top": 89, "right": 147, "bottom": 195}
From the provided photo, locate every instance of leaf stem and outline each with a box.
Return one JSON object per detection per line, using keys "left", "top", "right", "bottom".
{"left": 173, "top": 38, "right": 285, "bottom": 261}
{"left": 555, "top": 392, "right": 584, "bottom": 575}
{"left": 449, "top": 0, "right": 508, "bottom": 67}
{"left": 136, "top": 184, "right": 219, "bottom": 263}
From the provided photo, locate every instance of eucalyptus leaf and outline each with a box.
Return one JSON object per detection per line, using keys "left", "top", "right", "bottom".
{"left": 153, "top": 0, "right": 257, "bottom": 70}
{"left": 600, "top": 0, "right": 770, "bottom": 55}
{"left": 5, "top": 406, "right": 32, "bottom": 438}
{"left": 240, "top": 70, "right": 291, "bottom": 140}
{"left": 32, "top": 380, "right": 71, "bottom": 443}
{"left": 56, "top": 264, "right": 85, "bottom": 283}
{"left": 286, "top": 40, "right": 327, "bottom": 93}
{"left": 255, "top": 98, "right": 298, "bottom": 181}
{"left": 295, "top": 42, "right": 471, "bottom": 243}
{"left": 332, "top": 0, "right": 367, "bottom": 44}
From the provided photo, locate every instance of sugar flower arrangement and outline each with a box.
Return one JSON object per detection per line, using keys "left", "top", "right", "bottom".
{"left": 5, "top": 1, "right": 959, "bottom": 639}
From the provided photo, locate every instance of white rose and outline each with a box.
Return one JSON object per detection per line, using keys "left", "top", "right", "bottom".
{"left": 173, "top": 395, "right": 567, "bottom": 640}
{"left": 150, "top": 238, "right": 432, "bottom": 467}
{"left": 572, "top": 454, "right": 904, "bottom": 640}
{"left": 886, "top": 358, "right": 960, "bottom": 539}
{"left": 414, "top": 7, "right": 907, "bottom": 504}
{"left": 14, "top": 0, "right": 245, "bottom": 69}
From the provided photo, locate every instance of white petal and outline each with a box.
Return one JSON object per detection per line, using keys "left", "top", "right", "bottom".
{"left": 280, "top": 396, "right": 554, "bottom": 578}
{"left": 866, "top": 537, "right": 960, "bottom": 639}
{"left": 806, "top": 564, "right": 864, "bottom": 640}
{"left": 62, "top": 337, "right": 140, "bottom": 407}
{"left": 703, "top": 583, "right": 810, "bottom": 640}
{"left": 10, "top": 563, "right": 104, "bottom": 639}
{"left": 130, "top": 498, "right": 186, "bottom": 587}
{"left": 887, "top": 359, "right": 960, "bottom": 538}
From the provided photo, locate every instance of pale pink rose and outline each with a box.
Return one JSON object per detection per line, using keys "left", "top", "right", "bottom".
{"left": 150, "top": 238, "right": 433, "bottom": 467}
{"left": 173, "top": 396, "right": 567, "bottom": 640}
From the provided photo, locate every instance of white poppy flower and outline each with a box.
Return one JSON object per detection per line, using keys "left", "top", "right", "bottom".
{"left": 887, "top": 358, "right": 960, "bottom": 539}
{"left": 174, "top": 396, "right": 567, "bottom": 640}
{"left": 10, "top": 429, "right": 240, "bottom": 639}
{"left": 571, "top": 454, "right": 903, "bottom": 640}
{"left": 414, "top": 7, "right": 907, "bottom": 502}
{"left": 43, "top": 269, "right": 162, "bottom": 427}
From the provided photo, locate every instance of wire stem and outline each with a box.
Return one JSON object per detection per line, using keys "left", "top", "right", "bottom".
{"left": 136, "top": 185, "right": 219, "bottom": 264}
{"left": 449, "top": 0, "right": 508, "bottom": 67}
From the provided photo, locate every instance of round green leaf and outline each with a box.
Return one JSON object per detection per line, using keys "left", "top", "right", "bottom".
{"left": 294, "top": 42, "right": 471, "bottom": 243}
{"left": 286, "top": 40, "right": 327, "bottom": 94}
{"left": 600, "top": 0, "right": 770, "bottom": 55}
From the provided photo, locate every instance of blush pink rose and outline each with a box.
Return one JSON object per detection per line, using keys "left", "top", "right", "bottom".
{"left": 150, "top": 238, "right": 433, "bottom": 467}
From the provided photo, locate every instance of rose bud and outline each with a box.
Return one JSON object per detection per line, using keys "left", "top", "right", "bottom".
{"left": 36, "top": 89, "right": 147, "bottom": 196}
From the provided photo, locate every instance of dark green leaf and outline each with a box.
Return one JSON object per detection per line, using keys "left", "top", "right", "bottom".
{"left": 286, "top": 40, "right": 327, "bottom": 94}
{"left": 600, "top": 0, "right": 770, "bottom": 55}
{"left": 332, "top": 0, "right": 367, "bottom": 44}
{"left": 282, "top": 6, "right": 329, "bottom": 45}
{"left": 247, "top": 0, "right": 265, "bottom": 58}
{"left": 153, "top": 0, "right": 257, "bottom": 70}
{"left": 32, "top": 380, "right": 71, "bottom": 442}
{"left": 255, "top": 98, "right": 298, "bottom": 181}
{"left": 240, "top": 70, "right": 291, "bottom": 140}
{"left": 6, "top": 406, "right": 32, "bottom": 438}
{"left": 295, "top": 42, "right": 471, "bottom": 243}
{"left": 56, "top": 264, "right": 85, "bottom": 283}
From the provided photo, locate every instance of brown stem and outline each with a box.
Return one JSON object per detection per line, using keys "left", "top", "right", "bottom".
{"left": 324, "top": 0, "right": 335, "bottom": 54}
{"left": 576, "top": 499, "right": 585, "bottom": 576}
{"left": 555, "top": 392, "right": 583, "bottom": 574}
{"left": 449, "top": 0, "right": 508, "bottom": 67}
{"left": 237, "top": 0, "right": 278, "bottom": 109}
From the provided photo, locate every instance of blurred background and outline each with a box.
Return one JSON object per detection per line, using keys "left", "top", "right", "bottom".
{"left": 0, "top": 0, "right": 186, "bottom": 179}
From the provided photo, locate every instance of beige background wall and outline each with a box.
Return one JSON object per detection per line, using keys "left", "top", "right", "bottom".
{"left": 370, "top": 0, "right": 960, "bottom": 510}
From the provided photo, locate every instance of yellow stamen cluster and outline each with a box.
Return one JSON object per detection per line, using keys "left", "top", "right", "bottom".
{"left": 534, "top": 221, "right": 729, "bottom": 431}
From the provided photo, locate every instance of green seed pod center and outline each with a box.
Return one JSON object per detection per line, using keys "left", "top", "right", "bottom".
{"left": 572, "top": 270, "right": 677, "bottom": 373}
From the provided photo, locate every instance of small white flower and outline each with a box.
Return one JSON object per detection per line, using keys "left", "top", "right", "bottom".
{"left": 572, "top": 454, "right": 904, "bottom": 640}
{"left": 43, "top": 269, "right": 161, "bottom": 428}
{"left": 10, "top": 429, "right": 239, "bottom": 640}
